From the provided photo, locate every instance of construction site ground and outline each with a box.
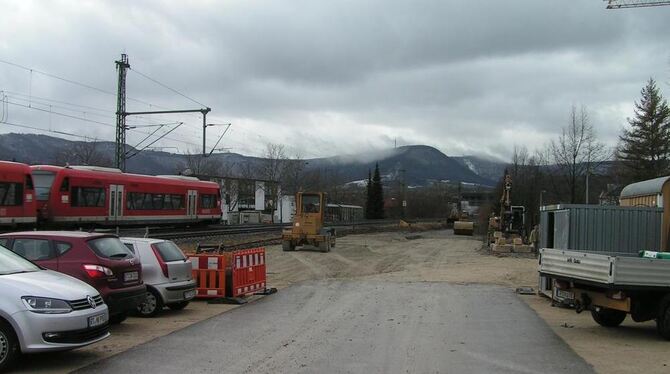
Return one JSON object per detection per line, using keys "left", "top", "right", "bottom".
{"left": 12, "top": 228, "right": 670, "bottom": 373}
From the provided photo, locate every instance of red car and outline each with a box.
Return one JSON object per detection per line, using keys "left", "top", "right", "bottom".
{"left": 0, "top": 161, "right": 37, "bottom": 227}
{"left": 0, "top": 231, "right": 146, "bottom": 324}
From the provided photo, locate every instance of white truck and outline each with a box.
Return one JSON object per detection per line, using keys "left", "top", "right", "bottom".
{"left": 539, "top": 247, "right": 670, "bottom": 339}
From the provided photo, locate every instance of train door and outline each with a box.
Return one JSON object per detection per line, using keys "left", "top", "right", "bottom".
{"left": 109, "top": 185, "right": 124, "bottom": 223}
{"left": 186, "top": 190, "right": 198, "bottom": 219}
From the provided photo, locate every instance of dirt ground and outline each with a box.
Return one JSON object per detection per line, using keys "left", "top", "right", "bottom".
{"left": 266, "top": 229, "right": 670, "bottom": 374}
{"left": 13, "top": 228, "right": 670, "bottom": 373}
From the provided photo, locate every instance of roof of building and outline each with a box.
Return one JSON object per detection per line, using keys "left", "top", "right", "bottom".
{"left": 620, "top": 176, "right": 670, "bottom": 199}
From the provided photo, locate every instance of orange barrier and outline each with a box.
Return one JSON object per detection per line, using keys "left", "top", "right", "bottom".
{"left": 189, "top": 255, "right": 227, "bottom": 298}
{"left": 229, "top": 248, "right": 267, "bottom": 297}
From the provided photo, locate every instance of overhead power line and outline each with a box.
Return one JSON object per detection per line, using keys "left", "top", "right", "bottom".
{"left": 0, "top": 119, "right": 96, "bottom": 140}
{"left": 129, "top": 68, "right": 208, "bottom": 108}
{"left": 0, "top": 59, "right": 167, "bottom": 109}
{"left": 5, "top": 100, "right": 116, "bottom": 128}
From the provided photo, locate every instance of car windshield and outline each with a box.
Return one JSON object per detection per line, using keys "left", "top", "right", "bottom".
{"left": 154, "top": 241, "right": 186, "bottom": 262}
{"left": 0, "top": 245, "right": 41, "bottom": 275}
{"left": 32, "top": 170, "right": 56, "bottom": 201}
{"left": 88, "top": 237, "right": 134, "bottom": 259}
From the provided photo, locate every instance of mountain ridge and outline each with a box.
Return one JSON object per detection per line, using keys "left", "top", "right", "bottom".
{"left": 0, "top": 133, "right": 503, "bottom": 186}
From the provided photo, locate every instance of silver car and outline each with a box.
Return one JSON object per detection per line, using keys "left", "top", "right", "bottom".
{"left": 0, "top": 244, "right": 109, "bottom": 371}
{"left": 121, "top": 238, "right": 196, "bottom": 317}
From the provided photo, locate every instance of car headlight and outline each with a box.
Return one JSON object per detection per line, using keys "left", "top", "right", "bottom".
{"left": 21, "top": 296, "right": 72, "bottom": 314}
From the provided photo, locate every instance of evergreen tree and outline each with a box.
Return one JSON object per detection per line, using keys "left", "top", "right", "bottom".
{"left": 371, "top": 163, "right": 385, "bottom": 219}
{"left": 365, "top": 169, "right": 372, "bottom": 219}
{"left": 618, "top": 78, "right": 670, "bottom": 181}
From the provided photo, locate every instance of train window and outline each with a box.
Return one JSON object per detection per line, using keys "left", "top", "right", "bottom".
{"left": 126, "top": 192, "right": 185, "bottom": 210}
{"left": 200, "top": 194, "right": 217, "bottom": 209}
{"left": 0, "top": 238, "right": 8, "bottom": 248}
{"left": 60, "top": 177, "right": 70, "bottom": 192}
{"left": 171, "top": 194, "right": 185, "bottom": 209}
{"left": 31, "top": 170, "right": 56, "bottom": 201}
{"left": 0, "top": 182, "right": 23, "bottom": 206}
{"left": 12, "top": 238, "right": 55, "bottom": 261}
{"left": 25, "top": 174, "right": 34, "bottom": 190}
{"left": 71, "top": 187, "right": 105, "bottom": 207}
{"left": 152, "top": 194, "right": 164, "bottom": 210}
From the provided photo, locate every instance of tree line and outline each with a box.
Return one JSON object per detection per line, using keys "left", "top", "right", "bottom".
{"left": 493, "top": 77, "right": 670, "bottom": 229}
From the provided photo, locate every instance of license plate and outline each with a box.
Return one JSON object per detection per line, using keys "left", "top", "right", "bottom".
{"left": 183, "top": 289, "right": 196, "bottom": 300}
{"left": 88, "top": 313, "right": 108, "bottom": 328}
{"left": 124, "top": 271, "right": 139, "bottom": 282}
{"left": 556, "top": 289, "right": 574, "bottom": 300}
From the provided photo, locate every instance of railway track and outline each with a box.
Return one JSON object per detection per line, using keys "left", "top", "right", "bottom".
{"left": 116, "top": 218, "right": 439, "bottom": 241}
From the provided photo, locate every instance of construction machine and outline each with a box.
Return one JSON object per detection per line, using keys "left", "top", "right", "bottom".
{"left": 282, "top": 192, "right": 336, "bottom": 253}
{"left": 488, "top": 170, "right": 532, "bottom": 252}
{"left": 452, "top": 182, "right": 475, "bottom": 236}
{"left": 453, "top": 207, "right": 475, "bottom": 236}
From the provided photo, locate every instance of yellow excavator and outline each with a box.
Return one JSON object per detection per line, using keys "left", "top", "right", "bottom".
{"left": 282, "top": 192, "right": 336, "bottom": 253}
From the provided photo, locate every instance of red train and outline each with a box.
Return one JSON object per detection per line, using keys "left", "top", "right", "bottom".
{"left": 0, "top": 161, "right": 37, "bottom": 226}
{"left": 0, "top": 162, "right": 221, "bottom": 227}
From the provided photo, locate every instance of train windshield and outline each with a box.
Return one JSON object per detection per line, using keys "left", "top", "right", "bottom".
{"left": 32, "top": 171, "right": 56, "bottom": 201}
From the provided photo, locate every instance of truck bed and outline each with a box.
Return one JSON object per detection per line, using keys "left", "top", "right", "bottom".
{"left": 539, "top": 248, "right": 670, "bottom": 289}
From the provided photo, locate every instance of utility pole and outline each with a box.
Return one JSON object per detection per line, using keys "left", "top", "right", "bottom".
{"left": 115, "top": 54, "right": 130, "bottom": 171}
{"left": 113, "top": 54, "right": 215, "bottom": 169}
{"left": 400, "top": 168, "right": 406, "bottom": 219}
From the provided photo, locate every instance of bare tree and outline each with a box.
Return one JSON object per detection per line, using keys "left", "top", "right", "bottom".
{"left": 550, "top": 105, "right": 608, "bottom": 203}
{"left": 179, "top": 149, "right": 224, "bottom": 176}
{"left": 53, "top": 140, "right": 113, "bottom": 167}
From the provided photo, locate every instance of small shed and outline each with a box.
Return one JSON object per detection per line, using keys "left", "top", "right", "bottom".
{"left": 620, "top": 176, "right": 670, "bottom": 250}
{"left": 619, "top": 176, "right": 670, "bottom": 208}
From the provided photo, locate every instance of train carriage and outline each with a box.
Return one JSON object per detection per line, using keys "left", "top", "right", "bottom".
{"left": 30, "top": 165, "right": 221, "bottom": 226}
{"left": 0, "top": 161, "right": 37, "bottom": 227}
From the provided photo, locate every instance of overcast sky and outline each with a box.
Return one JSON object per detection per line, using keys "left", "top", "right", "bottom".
{"left": 1, "top": 0, "right": 669, "bottom": 161}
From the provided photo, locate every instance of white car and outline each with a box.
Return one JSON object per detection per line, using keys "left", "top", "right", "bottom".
{"left": 121, "top": 238, "right": 196, "bottom": 317}
{"left": 0, "top": 244, "right": 109, "bottom": 371}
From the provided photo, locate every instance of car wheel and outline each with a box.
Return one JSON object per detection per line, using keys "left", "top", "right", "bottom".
{"left": 0, "top": 320, "right": 19, "bottom": 372}
{"left": 591, "top": 307, "right": 626, "bottom": 327}
{"left": 167, "top": 301, "right": 190, "bottom": 311}
{"left": 109, "top": 313, "right": 127, "bottom": 324}
{"left": 137, "top": 289, "right": 163, "bottom": 318}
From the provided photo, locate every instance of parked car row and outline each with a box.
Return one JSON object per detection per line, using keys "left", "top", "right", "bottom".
{"left": 0, "top": 231, "right": 196, "bottom": 371}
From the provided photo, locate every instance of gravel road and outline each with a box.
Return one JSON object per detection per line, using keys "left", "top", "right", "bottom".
{"left": 77, "top": 280, "right": 592, "bottom": 374}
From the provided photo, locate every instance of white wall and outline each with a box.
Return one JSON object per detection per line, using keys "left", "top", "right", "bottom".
{"left": 255, "top": 181, "right": 265, "bottom": 211}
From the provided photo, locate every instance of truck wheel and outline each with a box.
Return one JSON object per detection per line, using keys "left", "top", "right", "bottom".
{"left": 591, "top": 307, "right": 626, "bottom": 327}
{"left": 282, "top": 241, "right": 294, "bottom": 252}
{"left": 656, "top": 296, "right": 670, "bottom": 340}
{"left": 0, "top": 320, "right": 19, "bottom": 372}
{"left": 321, "top": 240, "right": 331, "bottom": 253}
